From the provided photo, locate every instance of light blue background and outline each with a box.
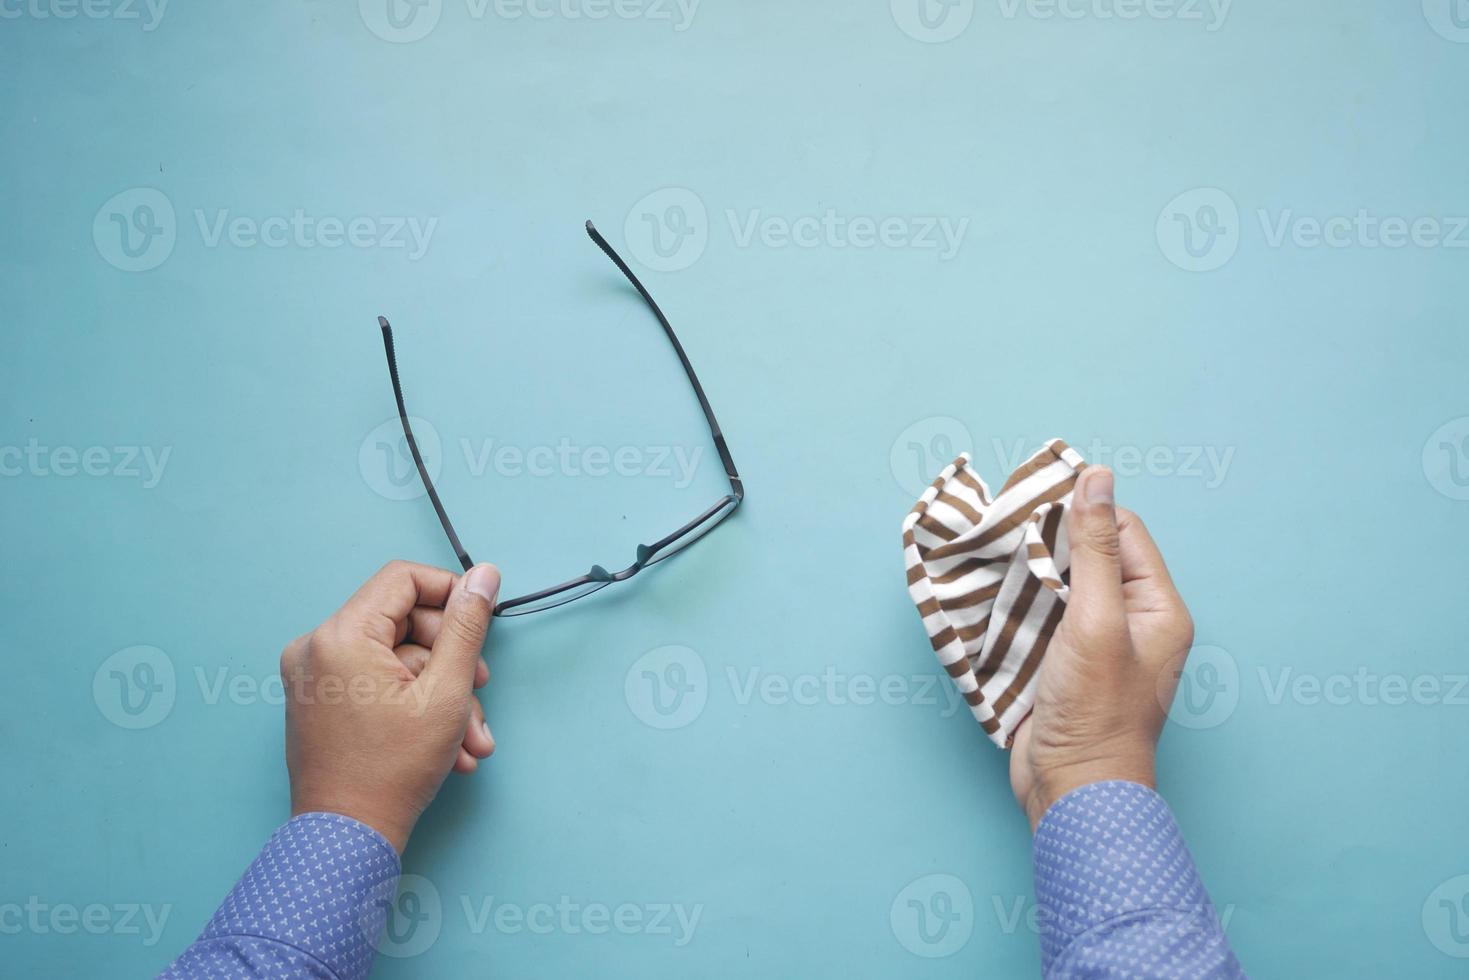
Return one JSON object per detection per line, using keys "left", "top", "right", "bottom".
{"left": 3, "top": 1, "right": 1468, "bottom": 976}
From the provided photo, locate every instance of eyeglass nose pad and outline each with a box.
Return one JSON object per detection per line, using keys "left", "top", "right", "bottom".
{"left": 588, "top": 564, "right": 614, "bottom": 583}
{"left": 635, "top": 543, "right": 655, "bottom": 566}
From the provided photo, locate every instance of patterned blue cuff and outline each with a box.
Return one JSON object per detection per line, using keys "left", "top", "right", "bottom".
{"left": 159, "top": 812, "right": 401, "bottom": 980}
{"left": 1032, "top": 781, "right": 1242, "bottom": 978}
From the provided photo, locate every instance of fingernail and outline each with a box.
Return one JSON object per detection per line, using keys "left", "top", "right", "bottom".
{"left": 1084, "top": 467, "right": 1115, "bottom": 505}
{"left": 463, "top": 564, "right": 500, "bottom": 603}
{"left": 481, "top": 720, "right": 493, "bottom": 743}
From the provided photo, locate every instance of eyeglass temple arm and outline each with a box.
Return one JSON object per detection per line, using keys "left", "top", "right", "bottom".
{"left": 583, "top": 220, "right": 743, "bottom": 500}
{"left": 377, "top": 316, "right": 474, "bottom": 572}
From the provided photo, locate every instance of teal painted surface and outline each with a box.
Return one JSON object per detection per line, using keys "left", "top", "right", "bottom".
{"left": 3, "top": 2, "right": 1468, "bottom": 975}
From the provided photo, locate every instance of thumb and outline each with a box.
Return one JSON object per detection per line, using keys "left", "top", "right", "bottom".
{"left": 420, "top": 564, "right": 500, "bottom": 696}
{"left": 1065, "top": 468, "right": 1127, "bottom": 640}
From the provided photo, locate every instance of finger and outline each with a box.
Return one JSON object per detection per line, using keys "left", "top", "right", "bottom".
{"left": 1116, "top": 507, "right": 1184, "bottom": 611}
{"left": 279, "top": 634, "right": 310, "bottom": 677}
{"left": 1065, "top": 467, "right": 1128, "bottom": 639}
{"left": 395, "top": 606, "right": 444, "bottom": 648}
{"left": 395, "top": 643, "right": 432, "bottom": 677}
{"left": 462, "top": 698, "right": 496, "bottom": 759}
{"left": 399, "top": 614, "right": 493, "bottom": 685}
{"left": 419, "top": 564, "right": 501, "bottom": 699}
{"left": 1115, "top": 507, "right": 1195, "bottom": 661}
{"left": 453, "top": 747, "right": 479, "bottom": 774}
{"left": 399, "top": 644, "right": 494, "bottom": 758}
{"left": 397, "top": 641, "right": 487, "bottom": 690}
{"left": 338, "top": 561, "right": 458, "bottom": 644}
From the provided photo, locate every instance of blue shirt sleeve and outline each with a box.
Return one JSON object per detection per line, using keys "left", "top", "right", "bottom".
{"left": 1031, "top": 780, "right": 1245, "bottom": 979}
{"left": 157, "top": 812, "right": 401, "bottom": 980}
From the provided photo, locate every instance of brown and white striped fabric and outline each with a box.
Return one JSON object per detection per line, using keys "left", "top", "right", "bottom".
{"left": 902, "top": 440, "right": 1086, "bottom": 748}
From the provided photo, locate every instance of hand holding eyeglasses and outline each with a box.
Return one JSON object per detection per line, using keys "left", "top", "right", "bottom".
{"left": 378, "top": 220, "right": 743, "bottom": 616}
{"left": 280, "top": 560, "right": 501, "bottom": 853}
{"left": 281, "top": 222, "right": 744, "bottom": 853}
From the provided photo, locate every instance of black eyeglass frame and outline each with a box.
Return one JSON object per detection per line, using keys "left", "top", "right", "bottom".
{"left": 377, "top": 220, "right": 744, "bottom": 616}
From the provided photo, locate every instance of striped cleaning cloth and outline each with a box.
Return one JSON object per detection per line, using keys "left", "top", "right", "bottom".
{"left": 902, "top": 440, "right": 1087, "bottom": 748}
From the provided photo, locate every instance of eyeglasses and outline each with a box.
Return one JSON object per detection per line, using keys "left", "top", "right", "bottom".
{"left": 376, "top": 220, "right": 744, "bottom": 617}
